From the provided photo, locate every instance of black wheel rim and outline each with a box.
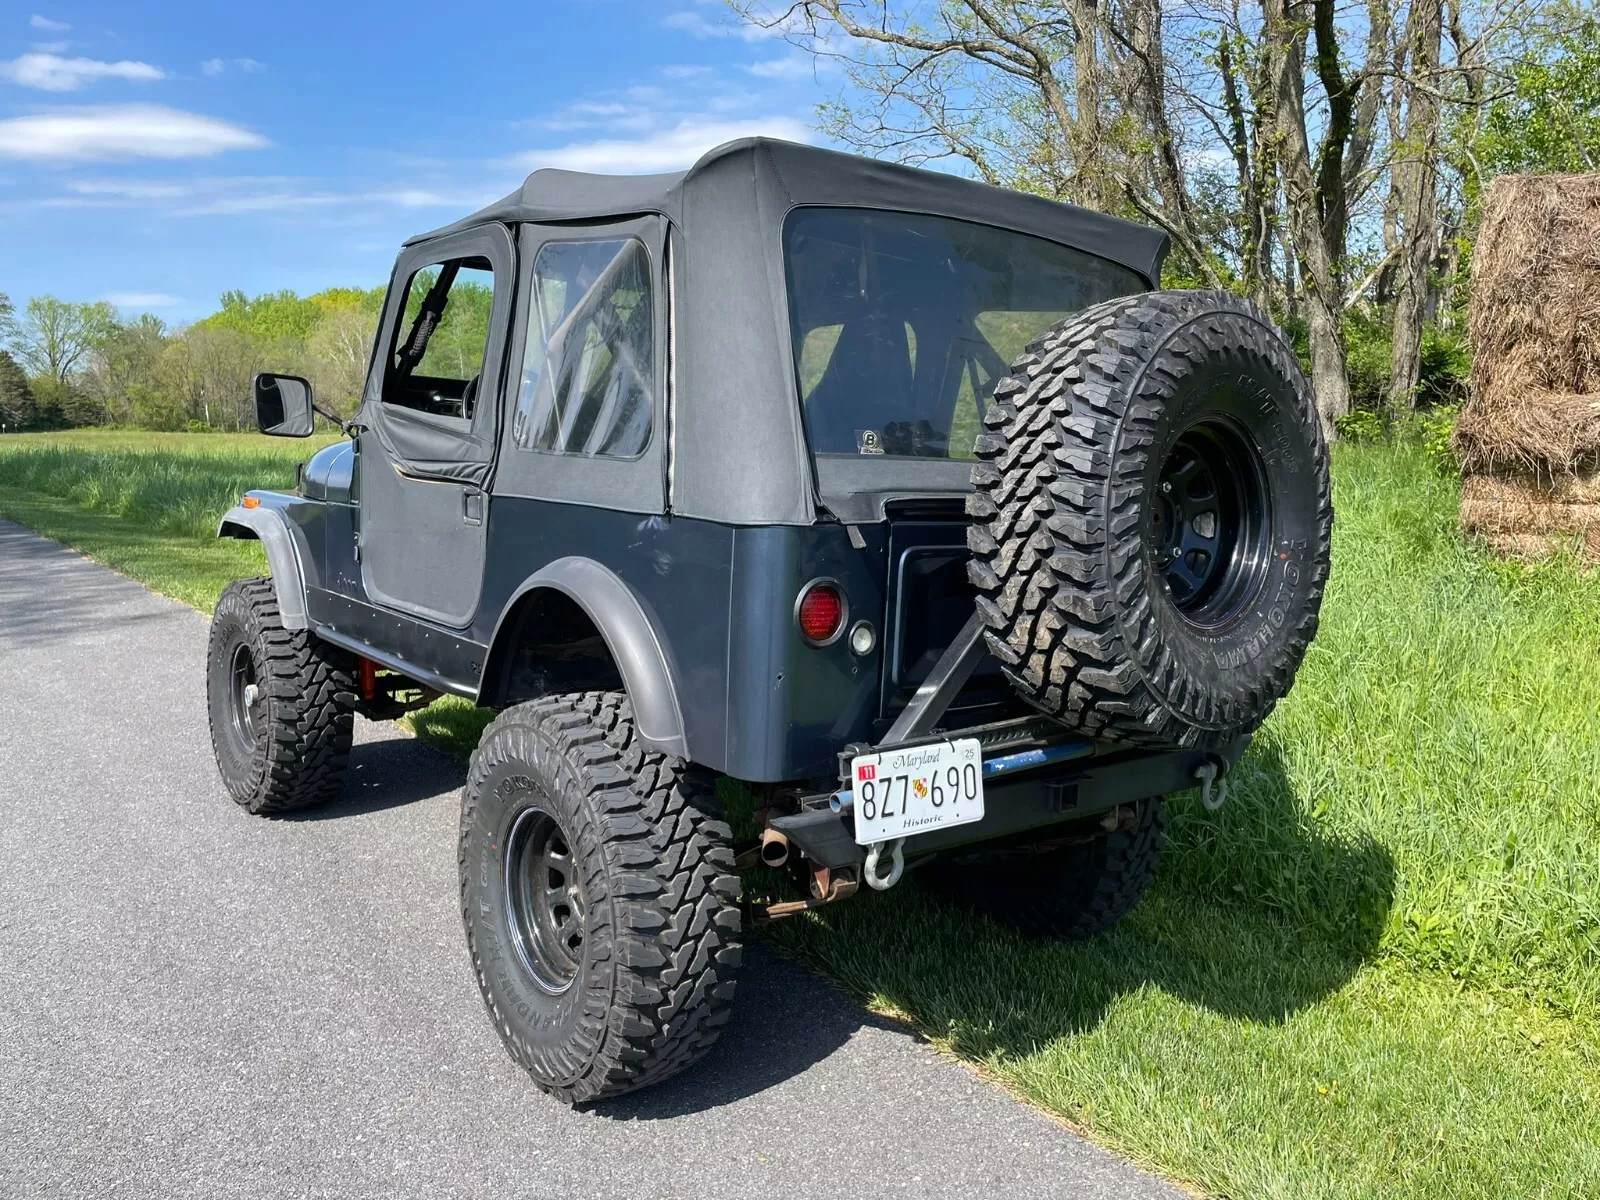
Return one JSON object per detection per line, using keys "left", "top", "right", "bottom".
{"left": 504, "top": 806, "right": 586, "bottom": 995}
{"left": 228, "top": 641, "right": 262, "bottom": 754}
{"left": 1149, "top": 417, "right": 1272, "bottom": 627}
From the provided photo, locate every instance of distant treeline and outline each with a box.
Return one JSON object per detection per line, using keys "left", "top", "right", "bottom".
{"left": 0, "top": 286, "right": 387, "bottom": 433}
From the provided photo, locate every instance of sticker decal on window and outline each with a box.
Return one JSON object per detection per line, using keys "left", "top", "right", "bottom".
{"left": 857, "top": 429, "right": 885, "bottom": 455}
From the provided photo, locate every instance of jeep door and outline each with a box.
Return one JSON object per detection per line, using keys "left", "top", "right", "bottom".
{"left": 357, "top": 225, "right": 514, "bottom": 627}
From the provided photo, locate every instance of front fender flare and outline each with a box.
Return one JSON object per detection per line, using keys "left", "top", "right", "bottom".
{"left": 217, "top": 505, "right": 309, "bottom": 630}
{"left": 482, "top": 557, "right": 687, "bottom": 758}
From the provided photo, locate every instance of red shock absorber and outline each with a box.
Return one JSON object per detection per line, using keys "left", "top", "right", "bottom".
{"left": 358, "top": 657, "right": 377, "bottom": 703}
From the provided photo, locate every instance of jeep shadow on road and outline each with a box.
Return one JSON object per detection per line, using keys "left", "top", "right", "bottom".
{"left": 278, "top": 730, "right": 470, "bottom": 821}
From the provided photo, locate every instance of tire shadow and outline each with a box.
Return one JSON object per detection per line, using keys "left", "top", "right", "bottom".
{"left": 280, "top": 729, "right": 467, "bottom": 820}
{"left": 587, "top": 942, "right": 896, "bottom": 1120}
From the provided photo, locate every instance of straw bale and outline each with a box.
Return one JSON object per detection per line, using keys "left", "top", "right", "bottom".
{"left": 1455, "top": 173, "right": 1600, "bottom": 475}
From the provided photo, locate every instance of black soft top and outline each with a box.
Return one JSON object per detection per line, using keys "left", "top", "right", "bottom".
{"left": 409, "top": 138, "right": 1166, "bottom": 282}
{"left": 396, "top": 139, "right": 1168, "bottom": 526}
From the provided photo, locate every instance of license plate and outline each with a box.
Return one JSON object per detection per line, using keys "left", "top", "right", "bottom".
{"left": 850, "top": 738, "right": 985, "bottom": 845}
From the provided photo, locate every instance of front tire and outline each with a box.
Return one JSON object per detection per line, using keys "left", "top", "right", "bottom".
{"left": 206, "top": 577, "right": 356, "bottom": 815}
{"left": 459, "top": 692, "right": 741, "bottom": 1104}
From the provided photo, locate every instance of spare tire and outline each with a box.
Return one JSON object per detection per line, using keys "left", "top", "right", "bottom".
{"left": 966, "top": 290, "right": 1332, "bottom": 750}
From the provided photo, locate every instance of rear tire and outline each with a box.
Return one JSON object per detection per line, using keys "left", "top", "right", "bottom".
{"left": 459, "top": 692, "right": 742, "bottom": 1104}
{"left": 206, "top": 577, "right": 355, "bottom": 815}
{"left": 926, "top": 799, "right": 1166, "bottom": 940}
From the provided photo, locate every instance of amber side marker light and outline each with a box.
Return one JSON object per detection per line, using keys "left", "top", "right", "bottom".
{"left": 242, "top": 496, "right": 261, "bottom": 509}
{"left": 796, "top": 579, "right": 847, "bottom": 646}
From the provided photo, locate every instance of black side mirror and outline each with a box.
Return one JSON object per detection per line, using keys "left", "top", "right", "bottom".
{"left": 254, "top": 373, "right": 316, "bottom": 438}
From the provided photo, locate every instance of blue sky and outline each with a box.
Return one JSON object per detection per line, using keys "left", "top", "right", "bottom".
{"left": 0, "top": 1, "right": 831, "bottom": 322}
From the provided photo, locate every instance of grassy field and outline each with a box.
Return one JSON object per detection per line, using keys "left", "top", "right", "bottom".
{"left": 2, "top": 429, "right": 1597, "bottom": 1197}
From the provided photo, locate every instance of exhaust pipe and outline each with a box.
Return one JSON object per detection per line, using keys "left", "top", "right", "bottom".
{"left": 759, "top": 827, "right": 790, "bottom": 869}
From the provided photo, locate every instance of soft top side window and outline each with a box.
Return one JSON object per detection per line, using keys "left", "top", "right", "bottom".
{"left": 512, "top": 237, "right": 654, "bottom": 459}
{"left": 385, "top": 255, "right": 496, "bottom": 420}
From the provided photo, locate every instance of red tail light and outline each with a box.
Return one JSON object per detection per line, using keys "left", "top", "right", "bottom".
{"left": 796, "top": 580, "right": 846, "bottom": 645}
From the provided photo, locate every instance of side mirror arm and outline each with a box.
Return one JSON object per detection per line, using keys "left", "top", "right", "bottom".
{"left": 314, "top": 400, "right": 357, "bottom": 438}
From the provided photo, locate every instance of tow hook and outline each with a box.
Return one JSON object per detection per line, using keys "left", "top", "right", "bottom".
{"left": 863, "top": 838, "right": 906, "bottom": 891}
{"left": 1194, "top": 759, "right": 1230, "bottom": 812}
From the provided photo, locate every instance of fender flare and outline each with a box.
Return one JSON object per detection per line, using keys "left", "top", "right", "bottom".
{"left": 217, "top": 505, "right": 309, "bottom": 631}
{"left": 481, "top": 557, "right": 688, "bottom": 758}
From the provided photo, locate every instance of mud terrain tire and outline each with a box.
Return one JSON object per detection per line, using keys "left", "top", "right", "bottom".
{"left": 459, "top": 692, "right": 741, "bottom": 1104}
{"left": 967, "top": 290, "right": 1332, "bottom": 750}
{"left": 206, "top": 577, "right": 356, "bottom": 814}
{"left": 927, "top": 798, "right": 1166, "bottom": 940}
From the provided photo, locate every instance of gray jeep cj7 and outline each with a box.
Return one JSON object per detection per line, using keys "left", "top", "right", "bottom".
{"left": 208, "top": 137, "right": 1332, "bottom": 1103}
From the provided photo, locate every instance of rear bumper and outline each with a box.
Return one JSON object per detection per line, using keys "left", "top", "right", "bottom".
{"left": 770, "top": 736, "right": 1249, "bottom": 870}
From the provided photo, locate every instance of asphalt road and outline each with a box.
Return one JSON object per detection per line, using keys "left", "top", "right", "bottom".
{"left": 0, "top": 520, "right": 1184, "bottom": 1200}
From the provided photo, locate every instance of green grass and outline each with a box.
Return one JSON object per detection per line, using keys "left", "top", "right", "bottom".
{"left": 2, "top": 428, "right": 1597, "bottom": 1198}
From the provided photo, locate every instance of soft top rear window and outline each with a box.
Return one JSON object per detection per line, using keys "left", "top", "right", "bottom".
{"left": 783, "top": 208, "right": 1145, "bottom": 460}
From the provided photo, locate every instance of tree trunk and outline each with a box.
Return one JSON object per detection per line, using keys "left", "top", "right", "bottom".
{"left": 1387, "top": 0, "right": 1443, "bottom": 411}
{"left": 1374, "top": 30, "right": 1410, "bottom": 308}
{"left": 1067, "top": 0, "right": 1111, "bottom": 209}
{"left": 1263, "top": 0, "right": 1351, "bottom": 437}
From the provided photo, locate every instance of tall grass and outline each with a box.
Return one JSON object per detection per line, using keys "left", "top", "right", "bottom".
{"left": 0, "top": 431, "right": 337, "bottom": 541}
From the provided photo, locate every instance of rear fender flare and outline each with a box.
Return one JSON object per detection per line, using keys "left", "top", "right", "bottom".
{"left": 217, "top": 505, "right": 309, "bottom": 630}
{"left": 481, "top": 557, "right": 687, "bottom": 758}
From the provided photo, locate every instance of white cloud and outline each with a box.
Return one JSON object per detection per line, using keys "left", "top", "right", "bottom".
{"left": 102, "top": 291, "right": 180, "bottom": 308}
{"left": 661, "top": 65, "right": 714, "bottom": 80}
{"left": 0, "top": 105, "right": 268, "bottom": 161}
{"left": 200, "top": 57, "right": 266, "bottom": 78}
{"left": 69, "top": 179, "right": 190, "bottom": 199}
{"left": 31, "top": 40, "right": 68, "bottom": 53}
{"left": 513, "top": 116, "right": 814, "bottom": 174}
{"left": 744, "top": 55, "right": 821, "bottom": 81}
{"left": 0, "top": 53, "right": 165, "bottom": 92}
{"left": 530, "top": 99, "right": 657, "bottom": 134}
{"left": 30, "top": 14, "right": 70, "bottom": 32}
{"left": 42, "top": 174, "right": 488, "bottom": 217}
{"left": 661, "top": 9, "right": 786, "bottom": 41}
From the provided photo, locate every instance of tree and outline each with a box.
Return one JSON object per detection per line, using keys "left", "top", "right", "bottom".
{"left": 307, "top": 305, "right": 378, "bottom": 416}
{"left": 1258, "top": 0, "right": 1393, "bottom": 436}
{"left": 0, "top": 349, "right": 34, "bottom": 431}
{"left": 202, "top": 289, "right": 324, "bottom": 343}
{"left": 1387, "top": 0, "right": 1445, "bottom": 410}
{"left": 1479, "top": 3, "right": 1600, "bottom": 174}
{"left": 736, "top": 0, "right": 1402, "bottom": 435}
{"left": 10, "top": 296, "right": 118, "bottom": 384}
{"left": 85, "top": 313, "right": 170, "bottom": 425}
{"left": 751, "top": 1, "right": 1229, "bottom": 284}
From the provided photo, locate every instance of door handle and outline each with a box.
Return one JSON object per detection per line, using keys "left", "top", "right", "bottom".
{"left": 463, "top": 491, "right": 485, "bottom": 526}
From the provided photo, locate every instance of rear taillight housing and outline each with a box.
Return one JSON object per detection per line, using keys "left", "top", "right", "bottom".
{"left": 795, "top": 579, "right": 847, "bottom": 646}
